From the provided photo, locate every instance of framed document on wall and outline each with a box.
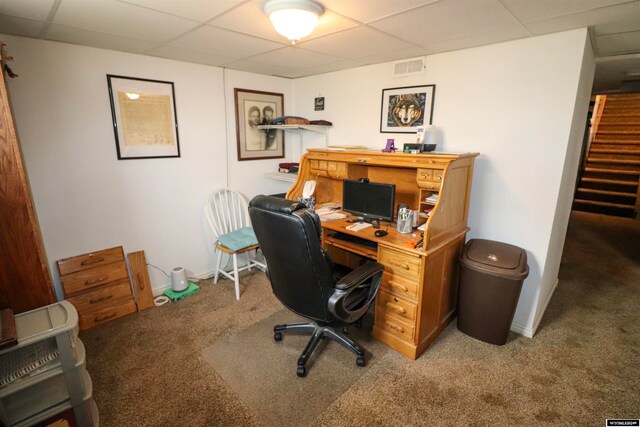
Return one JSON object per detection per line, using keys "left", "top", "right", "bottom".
{"left": 107, "top": 75, "right": 180, "bottom": 160}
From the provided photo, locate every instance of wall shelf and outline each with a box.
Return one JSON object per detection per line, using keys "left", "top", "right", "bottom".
{"left": 256, "top": 124, "right": 331, "bottom": 136}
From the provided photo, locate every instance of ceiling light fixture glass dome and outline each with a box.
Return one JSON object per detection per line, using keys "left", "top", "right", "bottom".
{"left": 263, "top": 0, "right": 324, "bottom": 44}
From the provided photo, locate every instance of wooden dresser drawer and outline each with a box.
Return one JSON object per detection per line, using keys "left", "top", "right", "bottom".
{"left": 376, "top": 311, "right": 415, "bottom": 342}
{"left": 381, "top": 272, "right": 418, "bottom": 300}
{"left": 379, "top": 247, "right": 421, "bottom": 280}
{"left": 67, "top": 280, "right": 133, "bottom": 313}
{"left": 57, "top": 247, "right": 125, "bottom": 276}
{"left": 61, "top": 262, "right": 129, "bottom": 296}
{"left": 376, "top": 290, "right": 417, "bottom": 322}
{"left": 78, "top": 298, "right": 137, "bottom": 331}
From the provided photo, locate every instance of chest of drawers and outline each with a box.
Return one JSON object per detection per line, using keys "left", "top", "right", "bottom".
{"left": 57, "top": 247, "right": 137, "bottom": 331}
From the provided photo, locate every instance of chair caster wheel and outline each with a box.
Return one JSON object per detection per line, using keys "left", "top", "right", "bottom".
{"left": 356, "top": 356, "right": 366, "bottom": 367}
{"left": 297, "top": 366, "right": 307, "bottom": 377}
{"left": 274, "top": 332, "right": 283, "bottom": 342}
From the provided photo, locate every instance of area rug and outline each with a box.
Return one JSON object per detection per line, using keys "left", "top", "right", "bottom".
{"left": 201, "top": 309, "right": 389, "bottom": 427}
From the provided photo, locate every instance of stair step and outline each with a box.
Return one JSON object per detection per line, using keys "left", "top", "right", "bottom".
{"left": 592, "top": 139, "right": 640, "bottom": 144}
{"left": 596, "top": 130, "right": 640, "bottom": 135}
{"left": 576, "top": 188, "right": 637, "bottom": 197}
{"left": 590, "top": 148, "right": 640, "bottom": 154}
{"left": 584, "top": 167, "right": 640, "bottom": 175}
{"left": 573, "top": 199, "right": 635, "bottom": 210}
{"left": 581, "top": 177, "right": 638, "bottom": 186}
{"left": 587, "top": 158, "right": 640, "bottom": 166}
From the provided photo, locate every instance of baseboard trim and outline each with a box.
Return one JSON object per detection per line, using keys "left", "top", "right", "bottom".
{"left": 510, "top": 278, "right": 559, "bottom": 339}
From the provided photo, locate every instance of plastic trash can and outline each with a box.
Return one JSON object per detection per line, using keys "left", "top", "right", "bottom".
{"left": 457, "top": 239, "right": 529, "bottom": 345}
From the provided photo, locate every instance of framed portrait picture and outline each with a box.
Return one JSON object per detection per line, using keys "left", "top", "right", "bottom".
{"left": 380, "top": 85, "right": 435, "bottom": 133}
{"left": 107, "top": 75, "right": 180, "bottom": 159}
{"left": 234, "top": 88, "right": 284, "bottom": 161}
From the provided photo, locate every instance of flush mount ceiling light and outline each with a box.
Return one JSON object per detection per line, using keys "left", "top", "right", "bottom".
{"left": 263, "top": 0, "right": 324, "bottom": 44}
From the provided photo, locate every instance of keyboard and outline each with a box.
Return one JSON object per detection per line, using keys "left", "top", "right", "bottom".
{"left": 328, "top": 232, "right": 377, "bottom": 249}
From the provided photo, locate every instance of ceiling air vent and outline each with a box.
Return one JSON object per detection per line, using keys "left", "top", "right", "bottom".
{"left": 392, "top": 56, "right": 426, "bottom": 77}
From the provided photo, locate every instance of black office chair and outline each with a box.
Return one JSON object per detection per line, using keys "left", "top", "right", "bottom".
{"left": 248, "top": 195, "right": 383, "bottom": 377}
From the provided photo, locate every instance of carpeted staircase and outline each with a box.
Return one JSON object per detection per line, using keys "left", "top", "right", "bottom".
{"left": 573, "top": 93, "right": 640, "bottom": 219}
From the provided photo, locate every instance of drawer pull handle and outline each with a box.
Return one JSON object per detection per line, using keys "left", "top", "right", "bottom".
{"left": 386, "top": 322, "right": 404, "bottom": 333}
{"left": 95, "top": 313, "right": 117, "bottom": 323}
{"left": 89, "top": 295, "right": 113, "bottom": 304}
{"left": 390, "top": 261, "right": 410, "bottom": 270}
{"left": 386, "top": 302, "right": 406, "bottom": 314}
{"left": 137, "top": 272, "right": 145, "bottom": 291}
{"left": 388, "top": 281, "right": 408, "bottom": 292}
{"left": 81, "top": 256, "right": 104, "bottom": 266}
{"left": 86, "top": 275, "right": 109, "bottom": 285}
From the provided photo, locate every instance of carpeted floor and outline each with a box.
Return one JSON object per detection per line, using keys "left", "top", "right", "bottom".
{"left": 81, "top": 211, "right": 640, "bottom": 426}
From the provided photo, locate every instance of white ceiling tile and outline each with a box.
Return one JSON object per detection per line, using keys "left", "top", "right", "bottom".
{"left": 596, "top": 31, "right": 640, "bottom": 55}
{"left": 209, "top": 0, "right": 357, "bottom": 43}
{"left": 53, "top": 0, "right": 199, "bottom": 43}
{"left": 293, "top": 59, "right": 365, "bottom": 77}
{"left": 119, "top": 0, "right": 244, "bottom": 22}
{"left": 525, "top": 2, "right": 640, "bottom": 36}
{"left": 424, "top": 24, "right": 530, "bottom": 53}
{"left": 501, "top": 0, "right": 630, "bottom": 24}
{"left": 221, "top": 59, "right": 298, "bottom": 77}
{"left": 299, "top": 27, "right": 413, "bottom": 59}
{"left": 321, "top": 0, "right": 438, "bottom": 23}
{"left": 148, "top": 45, "right": 234, "bottom": 66}
{"left": 370, "top": 0, "right": 520, "bottom": 44}
{"left": 0, "top": 0, "right": 55, "bottom": 21}
{"left": 45, "top": 24, "right": 159, "bottom": 53}
{"left": 168, "top": 25, "right": 285, "bottom": 58}
{"left": 250, "top": 46, "right": 340, "bottom": 68}
{"left": 0, "top": 15, "right": 45, "bottom": 37}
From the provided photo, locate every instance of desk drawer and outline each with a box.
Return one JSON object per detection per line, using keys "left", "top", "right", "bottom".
{"left": 379, "top": 247, "right": 421, "bottom": 280}
{"left": 376, "top": 311, "right": 415, "bottom": 342}
{"left": 78, "top": 298, "right": 137, "bottom": 330}
{"left": 67, "top": 280, "right": 133, "bottom": 313}
{"left": 376, "top": 290, "right": 417, "bottom": 322}
{"left": 61, "top": 262, "right": 129, "bottom": 296}
{"left": 57, "top": 247, "right": 125, "bottom": 276}
{"left": 381, "top": 272, "right": 418, "bottom": 300}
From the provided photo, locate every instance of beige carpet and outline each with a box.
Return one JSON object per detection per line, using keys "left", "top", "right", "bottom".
{"left": 80, "top": 211, "right": 640, "bottom": 426}
{"left": 201, "top": 309, "right": 387, "bottom": 427}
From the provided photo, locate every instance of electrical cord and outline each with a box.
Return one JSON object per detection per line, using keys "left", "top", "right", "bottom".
{"left": 147, "top": 263, "right": 170, "bottom": 277}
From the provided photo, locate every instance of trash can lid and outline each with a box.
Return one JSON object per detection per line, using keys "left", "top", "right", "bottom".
{"left": 461, "top": 239, "right": 529, "bottom": 279}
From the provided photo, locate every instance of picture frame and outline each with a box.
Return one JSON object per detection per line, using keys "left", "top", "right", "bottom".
{"left": 380, "top": 85, "right": 435, "bottom": 133}
{"left": 234, "top": 88, "right": 284, "bottom": 161}
{"left": 107, "top": 75, "right": 180, "bottom": 160}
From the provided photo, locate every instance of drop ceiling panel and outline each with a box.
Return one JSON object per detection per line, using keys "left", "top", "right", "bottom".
{"left": 222, "top": 59, "right": 299, "bottom": 77}
{"left": 321, "top": 0, "right": 437, "bottom": 23}
{"left": 357, "top": 46, "right": 431, "bottom": 65}
{"left": 370, "top": 0, "right": 520, "bottom": 44}
{"left": 119, "top": 0, "right": 245, "bottom": 22}
{"left": 149, "top": 45, "right": 235, "bottom": 66}
{"left": 501, "top": 0, "right": 630, "bottom": 23}
{"left": 53, "top": 0, "right": 199, "bottom": 43}
{"left": 0, "top": 0, "right": 55, "bottom": 22}
{"left": 299, "top": 26, "right": 413, "bottom": 59}
{"left": 524, "top": 2, "right": 640, "bottom": 36}
{"left": 46, "top": 24, "right": 159, "bottom": 54}
{"left": 424, "top": 24, "right": 530, "bottom": 53}
{"left": 596, "top": 30, "right": 640, "bottom": 55}
{"left": 0, "top": 15, "right": 46, "bottom": 38}
{"left": 249, "top": 46, "right": 341, "bottom": 69}
{"left": 168, "top": 25, "right": 285, "bottom": 58}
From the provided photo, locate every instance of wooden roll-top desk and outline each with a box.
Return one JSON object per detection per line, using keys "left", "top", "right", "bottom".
{"left": 286, "top": 149, "right": 479, "bottom": 359}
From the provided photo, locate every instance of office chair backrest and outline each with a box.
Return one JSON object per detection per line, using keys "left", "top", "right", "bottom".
{"left": 249, "top": 195, "right": 336, "bottom": 323}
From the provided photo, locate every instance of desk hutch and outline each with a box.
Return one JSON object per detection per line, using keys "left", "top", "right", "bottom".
{"left": 286, "top": 149, "right": 478, "bottom": 359}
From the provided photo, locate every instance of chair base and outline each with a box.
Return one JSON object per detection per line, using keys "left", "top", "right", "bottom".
{"left": 273, "top": 321, "right": 366, "bottom": 377}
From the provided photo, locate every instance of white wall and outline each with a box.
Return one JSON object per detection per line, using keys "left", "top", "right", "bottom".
{"left": 3, "top": 35, "right": 290, "bottom": 295}
{"left": 293, "top": 29, "right": 595, "bottom": 336}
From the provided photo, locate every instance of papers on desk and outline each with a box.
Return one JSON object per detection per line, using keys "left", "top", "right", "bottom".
{"left": 346, "top": 222, "right": 372, "bottom": 232}
{"left": 316, "top": 203, "right": 346, "bottom": 222}
{"left": 318, "top": 212, "right": 347, "bottom": 222}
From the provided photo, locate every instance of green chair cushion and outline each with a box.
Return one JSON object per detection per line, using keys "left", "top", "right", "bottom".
{"left": 217, "top": 227, "right": 259, "bottom": 252}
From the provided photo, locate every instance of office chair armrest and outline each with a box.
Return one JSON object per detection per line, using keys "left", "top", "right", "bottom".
{"left": 335, "top": 262, "right": 384, "bottom": 291}
{"left": 329, "top": 262, "right": 383, "bottom": 323}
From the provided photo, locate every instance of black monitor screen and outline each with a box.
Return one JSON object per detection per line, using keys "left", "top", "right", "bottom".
{"left": 342, "top": 179, "right": 396, "bottom": 222}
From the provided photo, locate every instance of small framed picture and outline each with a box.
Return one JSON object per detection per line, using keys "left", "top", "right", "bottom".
{"left": 107, "top": 75, "right": 180, "bottom": 159}
{"left": 234, "top": 88, "right": 284, "bottom": 161}
{"left": 380, "top": 85, "right": 435, "bottom": 133}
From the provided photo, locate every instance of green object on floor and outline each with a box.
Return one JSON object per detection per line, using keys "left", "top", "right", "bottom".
{"left": 163, "top": 281, "right": 200, "bottom": 301}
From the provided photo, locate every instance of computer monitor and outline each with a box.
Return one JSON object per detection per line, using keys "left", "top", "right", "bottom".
{"left": 342, "top": 179, "right": 396, "bottom": 222}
